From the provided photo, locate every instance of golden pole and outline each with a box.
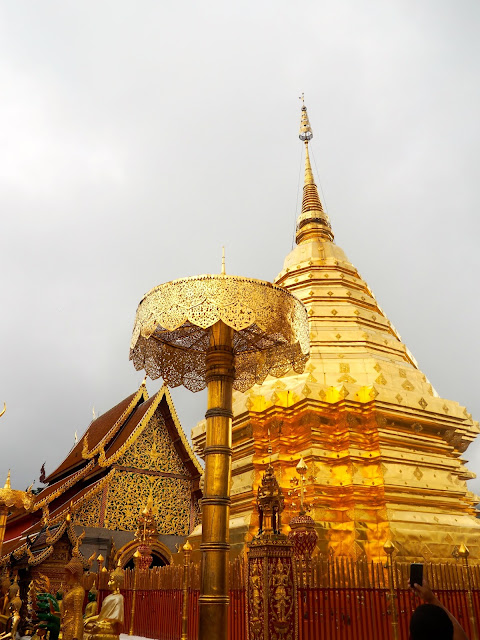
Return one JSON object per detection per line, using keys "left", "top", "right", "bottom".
{"left": 384, "top": 541, "right": 399, "bottom": 640}
{"left": 181, "top": 540, "right": 192, "bottom": 640}
{"left": 96, "top": 554, "right": 104, "bottom": 577}
{"left": 198, "top": 320, "right": 234, "bottom": 640}
{"left": 0, "top": 506, "right": 8, "bottom": 558}
{"left": 129, "top": 550, "right": 141, "bottom": 636}
{"left": 459, "top": 544, "right": 479, "bottom": 640}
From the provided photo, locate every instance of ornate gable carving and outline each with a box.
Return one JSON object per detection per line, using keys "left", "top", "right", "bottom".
{"left": 103, "top": 471, "right": 191, "bottom": 535}
{"left": 116, "top": 411, "right": 188, "bottom": 475}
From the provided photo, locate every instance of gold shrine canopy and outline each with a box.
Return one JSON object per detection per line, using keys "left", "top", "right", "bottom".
{"left": 0, "top": 472, "right": 34, "bottom": 513}
{"left": 129, "top": 274, "right": 310, "bottom": 392}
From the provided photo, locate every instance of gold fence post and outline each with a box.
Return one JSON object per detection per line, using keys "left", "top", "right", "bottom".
{"left": 181, "top": 540, "right": 192, "bottom": 640}
{"left": 459, "top": 544, "right": 479, "bottom": 640}
{"left": 129, "top": 550, "right": 141, "bottom": 636}
{"left": 384, "top": 541, "right": 399, "bottom": 640}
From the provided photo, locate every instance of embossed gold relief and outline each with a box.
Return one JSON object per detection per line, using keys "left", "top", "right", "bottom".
{"left": 116, "top": 414, "right": 187, "bottom": 475}
{"left": 249, "top": 560, "right": 263, "bottom": 636}
{"left": 270, "top": 558, "right": 294, "bottom": 639}
{"left": 74, "top": 492, "right": 102, "bottom": 529}
{"left": 103, "top": 472, "right": 190, "bottom": 535}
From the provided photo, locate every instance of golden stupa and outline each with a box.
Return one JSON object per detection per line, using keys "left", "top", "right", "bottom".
{"left": 193, "top": 102, "right": 480, "bottom": 562}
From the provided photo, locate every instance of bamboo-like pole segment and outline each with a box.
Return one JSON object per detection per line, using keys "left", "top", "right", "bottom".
{"left": 129, "top": 550, "right": 141, "bottom": 636}
{"left": 181, "top": 541, "right": 192, "bottom": 640}
{"left": 384, "top": 541, "right": 399, "bottom": 640}
{"left": 198, "top": 321, "right": 234, "bottom": 640}
{"left": 459, "top": 545, "right": 479, "bottom": 640}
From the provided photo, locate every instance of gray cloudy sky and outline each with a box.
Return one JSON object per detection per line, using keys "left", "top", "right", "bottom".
{"left": 1, "top": 1, "right": 480, "bottom": 496}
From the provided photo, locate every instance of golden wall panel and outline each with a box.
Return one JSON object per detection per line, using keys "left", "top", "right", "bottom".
{"left": 116, "top": 413, "right": 188, "bottom": 475}
{"left": 73, "top": 491, "right": 101, "bottom": 528}
{"left": 103, "top": 471, "right": 191, "bottom": 535}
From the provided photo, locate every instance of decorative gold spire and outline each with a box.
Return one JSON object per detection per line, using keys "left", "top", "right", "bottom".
{"left": 296, "top": 101, "right": 334, "bottom": 244}
{"left": 4, "top": 471, "right": 11, "bottom": 489}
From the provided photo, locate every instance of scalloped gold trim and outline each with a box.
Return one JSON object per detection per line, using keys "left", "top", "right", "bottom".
{"left": 163, "top": 386, "right": 203, "bottom": 475}
{"left": 98, "top": 393, "right": 164, "bottom": 467}
{"left": 82, "top": 386, "right": 148, "bottom": 459}
{"left": 33, "top": 460, "right": 96, "bottom": 512}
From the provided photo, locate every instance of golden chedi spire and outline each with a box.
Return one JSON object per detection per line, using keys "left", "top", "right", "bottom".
{"left": 191, "top": 98, "right": 480, "bottom": 563}
{"left": 296, "top": 102, "right": 333, "bottom": 244}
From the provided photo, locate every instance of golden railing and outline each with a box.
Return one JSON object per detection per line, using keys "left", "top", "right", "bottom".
{"left": 97, "top": 555, "right": 480, "bottom": 640}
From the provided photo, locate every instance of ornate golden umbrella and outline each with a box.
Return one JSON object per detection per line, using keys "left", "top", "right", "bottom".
{"left": 0, "top": 471, "right": 34, "bottom": 557}
{"left": 130, "top": 271, "right": 309, "bottom": 640}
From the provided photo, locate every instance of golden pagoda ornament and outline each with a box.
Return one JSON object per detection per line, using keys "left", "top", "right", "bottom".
{"left": 288, "top": 458, "right": 318, "bottom": 560}
{"left": 193, "top": 99, "right": 480, "bottom": 563}
{"left": 134, "top": 492, "right": 158, "bottom": 570}
{"left": 0, "top": 471, "right": 34, "bottom": 557}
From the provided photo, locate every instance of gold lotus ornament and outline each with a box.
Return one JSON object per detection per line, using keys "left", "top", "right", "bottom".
{"left": 130, "top": 269, "right": 309, "bottom": 640}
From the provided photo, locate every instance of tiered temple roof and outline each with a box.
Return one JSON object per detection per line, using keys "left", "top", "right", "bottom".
{"left": 3, "top": 382, "right": 202, "bottom": 572}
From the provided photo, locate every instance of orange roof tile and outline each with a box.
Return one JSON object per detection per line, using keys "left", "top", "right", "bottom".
{"left": 45, "top": 389, "right": 145, "bottom": 483}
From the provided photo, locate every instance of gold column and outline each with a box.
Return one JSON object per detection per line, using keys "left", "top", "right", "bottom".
{"left": 129, "top": 550, "right": 141, "bottom": 636}
{"left": 384, "top": 541, "right": 399, "bottom": 640}
{"left": 96, "top": 554, "right": 104, "bottom": 575}
{"left": 459, "top": 544, "right": 478, "bottom": 640}
{"left": 0, "top": 506, "right": 7, "bottom": 558}
{"left": 181, "top": 540, "right": 192, "bottom": 640}
{"left": 199, "top": 320, "right": 234, "bottom": 640}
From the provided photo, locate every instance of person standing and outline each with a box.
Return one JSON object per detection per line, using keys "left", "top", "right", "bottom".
{"left": 410, "top": 580, "right": 468, "bottom": 640}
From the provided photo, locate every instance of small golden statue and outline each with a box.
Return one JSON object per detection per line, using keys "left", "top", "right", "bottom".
{"left": 83, "top": 586, "right": 98, "bottom": 619}
{"left": 0, "top": 579, "right": 22, "bottom": 632}
{"left": 0, "top": 602, "right": 21, "bottom": 640}
{"left": 0, "top": 576, "right": 10, "bottom": 616}
{"left": 84, "top": 565, "right": 124, "bottom": 640}
{"left": 61, "top": 555, "right": 85, "bottom": 640}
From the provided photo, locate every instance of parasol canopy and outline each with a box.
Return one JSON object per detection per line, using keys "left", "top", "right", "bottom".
{"left": 130, "top": 274, "right": 309, "bottom": 392}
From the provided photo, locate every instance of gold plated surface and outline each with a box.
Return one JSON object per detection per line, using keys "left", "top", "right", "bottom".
{"left": 130, "top": 274, "right": 309, "bottom": 392}
{"left": 193, "top": 101, "right": 480, "bottom": 562}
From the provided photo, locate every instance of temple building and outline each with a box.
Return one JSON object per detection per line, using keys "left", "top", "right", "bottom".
{"left": 192, "top": 103, "right": 480, "bottom": 562}
{"left": 1, "top": 382, "right": 202, "bottom": 589}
